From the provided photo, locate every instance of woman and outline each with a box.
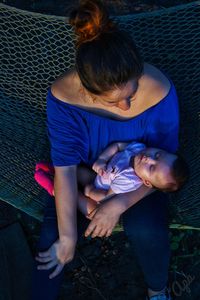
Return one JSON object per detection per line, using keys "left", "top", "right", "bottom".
{"left": 31, "top": 1, "right": 179, "bottom": 299}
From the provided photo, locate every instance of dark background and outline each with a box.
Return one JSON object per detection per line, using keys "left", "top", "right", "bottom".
{"left": 0, "top": 1, "right": 199, "bottom": 300}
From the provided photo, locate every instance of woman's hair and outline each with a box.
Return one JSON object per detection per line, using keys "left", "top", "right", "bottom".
{"left": 69, "top": 0, "right": 143, "bottom": 95}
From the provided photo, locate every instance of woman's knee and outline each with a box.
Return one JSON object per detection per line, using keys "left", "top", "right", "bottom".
{"left": 124, "top": 221, "right": 170, "bottom": 248}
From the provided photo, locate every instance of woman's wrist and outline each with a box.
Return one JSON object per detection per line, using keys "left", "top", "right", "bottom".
{"left": 105, "top": 195, "right": 127, "bottom": 215}
{"left": 114, "top": 186, "right": 155, "bottom": 213}
{"left": 60, "top": 232, "right": 78, "bottom": 243}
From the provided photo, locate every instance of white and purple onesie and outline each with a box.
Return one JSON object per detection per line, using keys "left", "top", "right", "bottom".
{"left": 94, "top": 141, "right": 146, "bottom": 194}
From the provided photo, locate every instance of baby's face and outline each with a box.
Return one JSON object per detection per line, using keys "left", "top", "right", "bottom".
{"left": 133, "top": 148, "right": 177, "bottom": 189}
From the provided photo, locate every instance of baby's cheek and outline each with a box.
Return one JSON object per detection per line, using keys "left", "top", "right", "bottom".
{"left": 138, "top": 167, "right": 149, "bottom": 181}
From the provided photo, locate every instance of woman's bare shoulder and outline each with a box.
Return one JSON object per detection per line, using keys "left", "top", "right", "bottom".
{"left": 50, "top": 68, "right": 81, "bottom": 103}
{"left": 141, "top": 63, "right": 171, "bottom": 104}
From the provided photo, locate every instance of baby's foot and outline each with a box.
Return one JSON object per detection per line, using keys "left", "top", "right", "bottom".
{"left": 34, "top": 169, "right": 54, "bottom": 196}
{"left": 35, "top": 161, "right": 55, "bottom": 175}
{"left": 84, "top": 184, "right": 94, "bottom": 198}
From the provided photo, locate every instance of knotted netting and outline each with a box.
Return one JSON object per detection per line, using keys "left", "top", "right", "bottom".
{"left": 0, "top": 2, "right": 200, "bottom": 226}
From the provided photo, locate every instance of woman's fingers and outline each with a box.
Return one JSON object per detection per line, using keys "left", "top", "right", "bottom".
{"left": 49, "top": 264, "right": 64, "bottom": 279}
{"left": 91, "top": 225, "right": 105, "bottom": 238}
{"left": 105, "top": 229, "right": 112, "bottom": 237}
{"left": 38, "top": 250, "right": 50, "bottom": 257}
{"left": 37, "top": 260, "right": 57, "bottom": 271}
{"left": 85, "top": 221, "right": 111, "bottom": 238}
{"left": 96, "top": 228, "right": 107, "bottom": 238}
{"left": 85, "top": 223, "right": 97, "bottom": 237}
{"left": 35, "top": 256, "right": 52, "bottom": 263}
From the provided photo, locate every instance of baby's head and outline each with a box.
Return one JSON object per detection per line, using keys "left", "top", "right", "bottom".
{"left": 132, "top": 147, "right": 189, "bottom": 192}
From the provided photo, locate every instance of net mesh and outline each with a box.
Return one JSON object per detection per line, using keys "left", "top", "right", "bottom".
{"left": 0, "top": 2, "right": 200, "bottom": 225}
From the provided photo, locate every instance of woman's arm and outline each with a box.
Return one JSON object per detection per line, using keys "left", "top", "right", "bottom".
{"left": 36, "top": 165, "right": 79, "bottom": 279}
{"left": 54, "top": 165, "right": 78, "bottom": 240}
{"left": 85, "top": 185, "right": 155, "bottom": 238}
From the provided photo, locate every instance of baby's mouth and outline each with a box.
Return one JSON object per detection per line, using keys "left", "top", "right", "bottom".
{"left": 137, "top": 153, "right": 144, "bottom": 163}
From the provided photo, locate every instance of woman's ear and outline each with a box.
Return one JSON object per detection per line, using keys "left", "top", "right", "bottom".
{"left": 143, "top": 180, "right": 153, "bottom": 188}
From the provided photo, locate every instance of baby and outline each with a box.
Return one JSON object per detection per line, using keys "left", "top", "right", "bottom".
{"left": 35, "top": 141, "right": 189, "bottom": 218}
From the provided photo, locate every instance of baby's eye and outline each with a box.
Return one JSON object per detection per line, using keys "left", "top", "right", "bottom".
{"left": 150, "top": 165, "right": 155, "bottom": 172}
{"left": 155, "top": 152, "right": 160, "bottom": 159}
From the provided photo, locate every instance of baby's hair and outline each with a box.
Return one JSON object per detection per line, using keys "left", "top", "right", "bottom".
{"left": 159, "top": 155, "right": 190, "bottom": 193}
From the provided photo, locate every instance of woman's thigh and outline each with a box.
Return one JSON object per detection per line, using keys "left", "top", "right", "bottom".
{"left": 122, "top": 191, "right": 170, "bottom": 240}
{"left": 122, "top": 191, "right": 171, "bottom": 290}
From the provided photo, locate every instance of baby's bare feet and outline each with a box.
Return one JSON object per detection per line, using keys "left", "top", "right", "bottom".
{"left": 84, "top": 184, "right": 94, "bottom": 197}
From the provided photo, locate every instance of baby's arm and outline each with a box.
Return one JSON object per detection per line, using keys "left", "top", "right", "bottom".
{"left": 93, "top": 142, "right": 130, "bottom": 176}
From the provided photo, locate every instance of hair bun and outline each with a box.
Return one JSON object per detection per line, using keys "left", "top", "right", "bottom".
{"left": 69, "top": 0, "right": 115, "bottom": 46}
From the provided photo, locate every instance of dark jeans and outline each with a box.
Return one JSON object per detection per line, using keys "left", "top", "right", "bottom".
{"left": 30, "top": 191, "right": 171, "bottom": 299}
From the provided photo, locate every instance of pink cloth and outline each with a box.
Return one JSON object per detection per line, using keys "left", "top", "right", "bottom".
{"left": 34, "top": 162, "right": 54, "bottom": 196}
{"left": 94, "top": 141, "right": 145, "bottom": 194}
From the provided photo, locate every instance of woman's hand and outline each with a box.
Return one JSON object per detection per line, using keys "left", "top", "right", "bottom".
{"left": 35, "top": 236, "right": 77, "bottom": 279}
{"left": 84, "top": 197, "right": 123, "bottom": 238}
{"left": 84, "top": 185, "right": 155, "bottom": 239}
{"left": 92, "top": 158, "right": 107, "bottom": 176}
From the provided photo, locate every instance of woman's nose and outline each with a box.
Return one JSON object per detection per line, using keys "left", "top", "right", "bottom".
{"left": 116, "top": 99, "right": 130, "bottom": 110}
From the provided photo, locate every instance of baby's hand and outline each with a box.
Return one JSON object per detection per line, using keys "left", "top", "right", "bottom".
{"left": 92, "top": 158, "right": 107, "bottom": 176}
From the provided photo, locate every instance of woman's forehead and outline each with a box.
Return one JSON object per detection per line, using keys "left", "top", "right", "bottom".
{"left": 102, "top": 79, "right": 138, "bottom": 101}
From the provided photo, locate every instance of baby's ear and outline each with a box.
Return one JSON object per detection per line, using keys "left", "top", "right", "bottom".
{"left": 143, "top": 180, "right": 153, "bottom": 188}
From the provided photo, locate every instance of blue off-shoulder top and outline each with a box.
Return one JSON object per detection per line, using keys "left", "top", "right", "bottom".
{"left": 47, "top": 75, "right": 179, "bottom": 167}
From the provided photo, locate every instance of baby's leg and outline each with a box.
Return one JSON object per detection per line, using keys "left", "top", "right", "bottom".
{"left": 35, "top": 161, "right": 55, "bottom": 175}
{"left": 77, "top": 164, "right": 101, "bottom": 217}
{"left": 77, "top": 191, "right": 99, "bottom": 220}
{"left": 34, "top": 162, "right": 99, "bottom": 218}
{"left": 84, "top": 184, "right": 108, "bottom": 202}
{"left": 34, "top": 169, "right": 54, "bottom": 196}
{"left": 77, "top": 164, "right": 108, "bottom": 202}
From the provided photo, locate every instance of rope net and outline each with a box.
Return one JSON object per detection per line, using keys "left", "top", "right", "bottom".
{"left": 0, "top": 2, "right": 200, "bottom": 225}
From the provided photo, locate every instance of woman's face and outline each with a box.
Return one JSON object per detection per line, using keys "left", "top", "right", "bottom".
{"left": 93, "top": 79, "right": 139, "bottom": 111}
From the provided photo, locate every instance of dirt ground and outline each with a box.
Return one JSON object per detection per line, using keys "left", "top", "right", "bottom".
{"left": 1, "top": 0, "right": 200, "bottom": 299}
